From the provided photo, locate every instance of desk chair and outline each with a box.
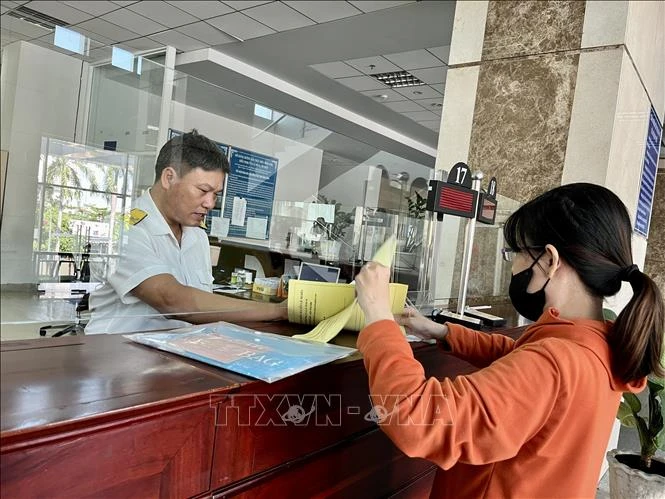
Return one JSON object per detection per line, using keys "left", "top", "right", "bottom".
{"left": 54, "top": 252, "right": 78, "bottom": 282}
{"left": 39, "top": 292, "right": 89, "bottom": 337}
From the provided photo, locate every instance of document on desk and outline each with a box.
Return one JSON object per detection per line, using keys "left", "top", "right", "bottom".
{"left": 290, "top": 236, "right": 408, "bottom": 343}
{"left": 125, "top": 322, "right": 355, "bottom": 383}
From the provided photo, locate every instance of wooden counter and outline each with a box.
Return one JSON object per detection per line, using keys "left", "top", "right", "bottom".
{"left": 1, "top": 322, "right": 523, "bottom": 498}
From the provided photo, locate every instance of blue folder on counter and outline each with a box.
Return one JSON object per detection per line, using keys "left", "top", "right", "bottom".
{"left": 125, "top": 322, "right": 356, "bottom": 383}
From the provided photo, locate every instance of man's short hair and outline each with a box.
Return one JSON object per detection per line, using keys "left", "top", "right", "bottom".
{"left": 154, "top": 129, "right": 230, "bottom": 182}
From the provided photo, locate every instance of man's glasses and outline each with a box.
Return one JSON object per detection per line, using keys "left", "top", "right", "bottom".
{"left": 501, "top": 247, "right": 543, "bottom": 262}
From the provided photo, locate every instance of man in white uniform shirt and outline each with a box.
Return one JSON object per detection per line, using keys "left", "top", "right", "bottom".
{"left": 86, "top": 130, "right": 286, "bottom": 334}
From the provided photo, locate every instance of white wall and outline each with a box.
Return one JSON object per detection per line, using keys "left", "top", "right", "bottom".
{"left": 169, "top": 101, "right": 323, "bottom": 203}
{"left": 1, "top": 41, "right": 83, "bottom": 284}
{"left": 319, "top": 151, "right": 431, "bottom": 209}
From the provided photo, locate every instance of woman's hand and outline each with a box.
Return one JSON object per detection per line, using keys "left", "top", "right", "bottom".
{"left": 395, "top": 307, "right": 448, "bottom": 341}
{"left": 355, "top": 262, "right": 394, "bottom": 325}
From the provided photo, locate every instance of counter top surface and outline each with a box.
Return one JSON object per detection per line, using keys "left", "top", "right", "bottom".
{"left": 1, "top": 319, "right": 524, "bottom": 439}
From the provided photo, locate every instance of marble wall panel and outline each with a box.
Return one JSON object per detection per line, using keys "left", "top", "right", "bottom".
{"left": 482, "top": 0, "right": 586, "bottom": 60}
{"left": 467, "top": 52, "right": 580, "bottom": 203}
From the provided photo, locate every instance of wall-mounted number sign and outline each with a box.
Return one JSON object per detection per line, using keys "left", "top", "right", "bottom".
{"left": 427, "top": 162, "right": 478, "bottom": 219}
{"left": 477, "top": 176, "right": 498, "bottom": 225}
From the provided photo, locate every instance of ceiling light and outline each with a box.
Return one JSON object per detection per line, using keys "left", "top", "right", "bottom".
{"left": 374, "top": 94, "right": 389, "bottom": 101}
{"left": 8, "top": 5, "right": 67, "bottom": 30}
{"left": 370, "top": 70, "right": 424, "bottom": 89}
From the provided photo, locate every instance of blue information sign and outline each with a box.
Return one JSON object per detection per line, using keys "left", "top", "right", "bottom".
{"left": 634, "top": 107, "right": 662, "bottom": 237}
{"left": 224, "top": 147, "right": 278, "bottom": 240}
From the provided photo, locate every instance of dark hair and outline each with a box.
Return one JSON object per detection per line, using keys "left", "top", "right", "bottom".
{"left": 503, "top": 182, "right": 664, "bottom": 382}
{"left": 154, "top": 129, "right": 229, "bottom": 182}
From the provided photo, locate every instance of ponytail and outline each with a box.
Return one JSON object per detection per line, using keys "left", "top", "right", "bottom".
{"left": 609, "top": 268, "right": 665, "bottom": 383}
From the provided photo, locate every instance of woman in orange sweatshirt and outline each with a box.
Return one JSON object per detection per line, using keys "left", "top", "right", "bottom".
{"left": 355, "top": 183, "right": 664, "bottom": 498}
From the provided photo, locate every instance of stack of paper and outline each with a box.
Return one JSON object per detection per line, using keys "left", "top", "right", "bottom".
{"left": 290, "top": 236, "right": 407, "bottom": 343}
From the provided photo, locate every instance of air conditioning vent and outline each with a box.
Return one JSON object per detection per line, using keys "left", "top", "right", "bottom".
{"left": 370, "top": 70, "right": 424, "bottom": 89}
{"left": 7, "top": 5, "right": 69, "bottom": 31}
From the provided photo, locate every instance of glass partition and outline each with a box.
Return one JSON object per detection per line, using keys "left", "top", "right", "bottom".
{"left": 1, "top": 33, "right": 519, "bottom": 340}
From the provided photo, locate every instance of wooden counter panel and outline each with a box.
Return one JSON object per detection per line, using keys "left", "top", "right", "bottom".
{"left": 1, "top": 403, "right": 216, "bottom": 498}
{"left": 211, "top": 429, "right": 434, "bottom": 499}
{"left": 210, "top": 360, "right": 374, "bottom": 487}
{"left": 210, "top": 340, "right": 479, "bottom": 488}
{"left": 0, "top": 334, "right": 248, "bottom": 437}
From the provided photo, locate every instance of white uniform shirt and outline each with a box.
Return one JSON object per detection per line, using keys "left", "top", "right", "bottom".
{"left": 85, "top": 191, "right": 213, "bottom": 334}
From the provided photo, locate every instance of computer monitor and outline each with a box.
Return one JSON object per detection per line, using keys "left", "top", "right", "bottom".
{"left": 297, "top": 262, "right": 341, "bottom": 283}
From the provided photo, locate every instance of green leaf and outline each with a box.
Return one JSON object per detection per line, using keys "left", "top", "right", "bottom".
{"left": 648, "top": 376, "right": 665, "bottom": 395}
{"left": 656, "top": 427, "right": 665, "bottom": 451}
{"left": 617, "top": 401, "right": 637, "bottom": 428}
{"left": 624, "top": 393, "right": 642, "bottom": 414}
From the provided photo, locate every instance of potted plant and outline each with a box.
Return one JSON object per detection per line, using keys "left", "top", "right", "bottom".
{"left": 607, "top": 376, "right": 665, "bottom": 498}
{"left": 396, "top": 192, "right": 427, "bottom": 269}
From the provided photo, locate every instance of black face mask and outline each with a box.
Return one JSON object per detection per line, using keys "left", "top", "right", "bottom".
{"left": 508, "top": 251, "right": 550, "bottom": 322}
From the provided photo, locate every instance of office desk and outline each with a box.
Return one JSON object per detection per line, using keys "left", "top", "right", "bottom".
{"left": 1, "top": 322, "right": 524, "bottom": 498}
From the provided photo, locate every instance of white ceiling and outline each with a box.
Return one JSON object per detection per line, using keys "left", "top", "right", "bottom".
{"left": 1, "top": 0, "right": 455, "bottom": 164}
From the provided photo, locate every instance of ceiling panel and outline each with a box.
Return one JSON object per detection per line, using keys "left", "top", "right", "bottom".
{"left": 150, "top": 29, "right": 207, "bottom": 51}
{"left": 384, "top": 100, "right": 425, "bottom": 113}
{"left": 178, "top": 21, "right": 236, "bottom": 45}
{"left": 243, "top": 2, "right": 314, "bottom": 32}
{"left": 419, "top": 120, "right": 441, "bottom": 130}
{"left": 207, "top": 12, "right": 275, "bottom": 40}
{"left": 111, "top": 1, "right": 139, "bottom": 6}
{"left": 166, "top": 1, "right": 233, "bottom": 20}
{"left": 345, "top": 55, "right": 399, "bottom": 75}
{"left": 409, "top": 66, "right": 446, "bottom": 84}
{"left": 102, "top": 8, "right": 167, "bottom": 36}
{"left": 359, "top": 88, "right": 407, "bottom": 103}
{"left": 221, "top": 1, "right": 272, "bottom": 10}
{"left": 426, "top": 45, "right": 450, "bottom": 65}
{"left": 401, "top": 110, "right": 439, "bottom": 122}
{"left": 384, "top": 49, "right": 443, "bottom": 70}
{"left": 127, "top": 1, "right": 198, "bottom": 27}
{"left": 347, "top": 1, "right": 414, "bottom": 13}
{"left": 335, "top": 75, "right": 387, "bottom": 91}
{"left": 1, "top": 15, "right": 52, "bottom": 38}
{"left": 429, "top": 82, "right": 445, "bottom": 94}
{"left": 310, "top": 61, "right": 361, "bottom": 78}
{"left": 412, "top": 97, "right": 443, "bottom": 108}
{"left": 26, "top": 1, "right": 93, "bottom": 24}
{"left": 86, "top": 45, "right": 113, "bottom": 61}
{"left": 121, "top": 35, "right": 163, "bottom": 51}
{"left": 76, "top": 18, "right": 139, "bottom": 42}
{"left": 70, "top": 26, "right": 116, "bottom": 46}
{"left": 1, "top": 30, "right": 30, "bottom": 48}
{"left": 284, "top": 1, "right": 362, "bottom": 23}
{"left": 394, "top": 85, "right": 441, "bottom": 100}
{"left": 62, "top": 1, "right": 119, "bottom": 16}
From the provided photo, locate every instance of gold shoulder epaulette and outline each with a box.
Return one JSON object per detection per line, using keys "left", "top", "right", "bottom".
{"left": 129, "top": 208, "right": 148, "bottom": 225}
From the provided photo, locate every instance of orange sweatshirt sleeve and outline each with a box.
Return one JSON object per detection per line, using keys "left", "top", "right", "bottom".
{"left": 357, "top": 320, "right": 561, "bottom": 469}
{"left": 444, "top": 323, "right": 516, "bottom": 368}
